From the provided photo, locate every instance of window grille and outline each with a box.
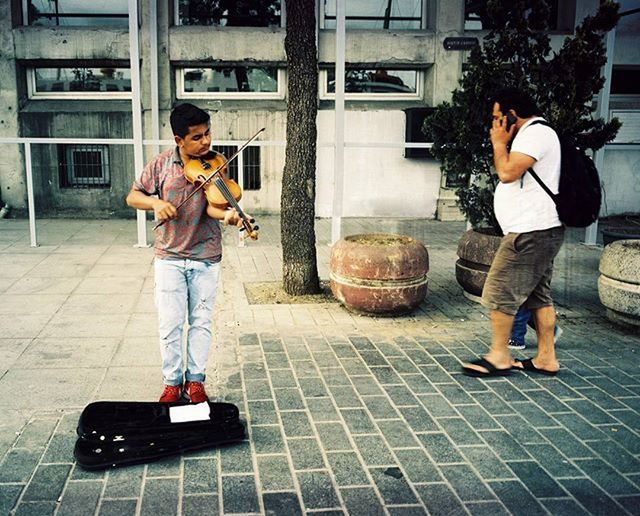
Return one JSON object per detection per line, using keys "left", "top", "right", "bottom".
{"left": 59, "top": 145, "right": 111, "bottom": 188}
{"left": 210, "top": 146, "right": 261, "bottom": 191}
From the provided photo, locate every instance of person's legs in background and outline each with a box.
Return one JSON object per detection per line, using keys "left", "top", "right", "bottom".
{"left": 525, "top": 309, "right": 563, "bottom": 345}
{"left": 508, "top": 306, "right": 531, "bottom": 350}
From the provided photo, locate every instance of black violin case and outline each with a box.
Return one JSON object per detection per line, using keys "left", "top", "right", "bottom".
{"left": 74, "top": 401, "right": 245, "bottom": 470}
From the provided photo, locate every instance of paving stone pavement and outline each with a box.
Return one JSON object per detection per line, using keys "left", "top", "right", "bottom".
{"left": 0, "top": 216, "right": 639, "bottom": 516}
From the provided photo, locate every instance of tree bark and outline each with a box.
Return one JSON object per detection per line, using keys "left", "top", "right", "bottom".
{"left": 281, "top": 0, "right": 320, "bottom": 295}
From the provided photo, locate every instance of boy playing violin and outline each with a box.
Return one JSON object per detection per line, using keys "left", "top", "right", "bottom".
{"left": 126, "top": 103, "right": 245, "bottom": 403}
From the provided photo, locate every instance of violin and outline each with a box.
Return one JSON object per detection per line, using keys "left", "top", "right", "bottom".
{"left": 152, "top": 128, "right": 265, "bottom": 241}
{"left": 184, "top": 152, "right": 259, "bottom": 240}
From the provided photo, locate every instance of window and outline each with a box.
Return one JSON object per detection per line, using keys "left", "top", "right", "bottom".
{"left": 322, "top": 0, "right": 425, "bottom": 30}
{"left": 464, "top": 0, "right": 570, "bottom": 31}
{"left": 611, "top": 67, "right": 640, "bottom": 95}
{"left": 178, "top": 67, "right": 284, "bottom": 99}
{"left": 29, "top": 67, "right": 132, "bottom": 99}
{"left": 59, "top": 145, "right": 110, "bottom": 188}
{"left": 211, "top": 146, "right": 261, "bottom": 191}
{"left": 24, "top": 0, "right": 128, "bottom": 27}
{"left": 176, "top": 0, "right": 281, "bottom": 27}
{"left": 321, "top": 68, "right": 421, "bottom": 100}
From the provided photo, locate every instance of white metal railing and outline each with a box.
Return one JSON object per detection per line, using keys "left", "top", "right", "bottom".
{"left": 3, "top": 134, "right": 636, "bottom": 249}
{"left": 0, "top": 136, "right": 433, "bottom": 247}
{"left": 2, "top": 135, "right": 637, "bottom": 248}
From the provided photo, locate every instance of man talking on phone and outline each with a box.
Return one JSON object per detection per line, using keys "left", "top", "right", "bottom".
{"left": 462, "top": 88, "right": 565, "bottom": 378}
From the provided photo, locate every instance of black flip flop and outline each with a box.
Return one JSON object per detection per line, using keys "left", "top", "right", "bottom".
{"left": 514, "top": 358, "right": 558, "bottom": 376}
{"left": 462, "top": 358, "right": 513, "bottom": 378}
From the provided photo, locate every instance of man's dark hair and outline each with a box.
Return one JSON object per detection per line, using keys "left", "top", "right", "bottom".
{"left": 170, "top": 103, "right": 210, "bottom": 138}
{"left": 492, "top": 88, "right": 539, "bottom": 118}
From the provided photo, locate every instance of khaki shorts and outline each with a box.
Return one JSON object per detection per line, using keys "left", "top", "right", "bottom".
{"left": 481, "top": 226, "right": 565, "bottom": 316}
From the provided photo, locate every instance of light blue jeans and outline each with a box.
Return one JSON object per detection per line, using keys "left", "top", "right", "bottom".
{"left": 154, "top": 258, "right": 220, "bottom": 386}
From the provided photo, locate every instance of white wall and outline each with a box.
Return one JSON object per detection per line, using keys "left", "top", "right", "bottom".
{"left": 315, "top": 110, "right": 442, "bottom": 218}
{"left": 600, "top": 147, "right": 640, "bottom": 216}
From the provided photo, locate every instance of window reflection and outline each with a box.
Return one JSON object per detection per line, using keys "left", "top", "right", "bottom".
{"left": 464, "top": 0, "right": 560, "bottom": 31}
{"left": 327, "top": 69, "right": 417, "bottom": 95}
{"left": 177, "top": 0, "right": 281, "bottom": 27}
{"left": 33, "top": 68, "right": 132, "bottom": 94}
{"left": 182, "top": 67, "right": 279, "bottom": 94}
{"left": 324, "top": 0, "right": 423, "bottom": 30}
{"left": 26, "top": 0, "right": 128, "bottom": 27}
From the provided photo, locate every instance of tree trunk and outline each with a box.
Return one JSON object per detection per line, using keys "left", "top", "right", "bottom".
{"left": 281, "top": 0, "right": 320, "bottom": 295}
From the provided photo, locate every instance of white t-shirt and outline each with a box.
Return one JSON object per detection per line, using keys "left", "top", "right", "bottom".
{"left": 493, "top": 117, "right": 562, "bottom": 234}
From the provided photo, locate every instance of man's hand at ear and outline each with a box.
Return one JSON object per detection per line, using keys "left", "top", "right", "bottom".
{"left": 491, "top": 115, "right": 535, "bottom": 183}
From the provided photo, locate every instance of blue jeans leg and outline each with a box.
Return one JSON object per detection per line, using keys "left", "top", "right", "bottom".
{"left": 510, "top": 307, "right": 531, "bottom": 345}
{"left": 185, "top": 260, "right": 220, "bottom": 382}
{"left": 154, "top": 258, "right": 220, "bottom": 386}
{"left": 155, "top": 259, "right": 188, "bottom": 386}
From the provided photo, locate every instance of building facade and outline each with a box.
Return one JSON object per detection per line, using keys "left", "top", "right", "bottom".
{"left": 0, "top": 0, "right": 638, "bottom": 220}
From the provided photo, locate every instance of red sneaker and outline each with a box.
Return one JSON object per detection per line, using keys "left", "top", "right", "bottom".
{"left": 159, "top": 384, "right": 182, "bottom": 403}
{"left": 184, "top": 381, "right": 209, "bottom": 403}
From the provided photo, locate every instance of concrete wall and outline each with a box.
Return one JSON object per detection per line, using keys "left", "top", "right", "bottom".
{"left": 13, "top": 28, "right": 130, "bottom": 60}
{"left": 600, "top": 148, "right": 640, "bottom": 216}
{"left": 0, "top": 1, "right": 25, "bottom": 209}
{"left": 20, "top": 108, "right": 133, "bottom": 217}
{"left": 316, "top": 110, "right": 441, "bottom": 218}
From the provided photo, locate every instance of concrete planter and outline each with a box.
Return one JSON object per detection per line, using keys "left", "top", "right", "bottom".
{"left": 330, "top": 233, "right": 429, "bottom": 315}
{"left": 455, "top": 229, "right": 502, "bottom": 302}
{"left": 598, "top": 239, "right": 640, "bottom": 331}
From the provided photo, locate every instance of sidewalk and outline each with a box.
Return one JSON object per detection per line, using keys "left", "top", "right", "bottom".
{"left": 0, "top": 216, "right": 638, "bottom": 515}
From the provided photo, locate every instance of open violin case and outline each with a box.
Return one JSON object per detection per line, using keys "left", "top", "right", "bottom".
{"left": 74, "top": 401, "right": 245, "bottom": 470}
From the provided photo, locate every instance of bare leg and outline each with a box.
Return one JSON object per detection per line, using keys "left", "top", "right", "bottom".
{"left": 464, "top": 309, "right": 513, "bottom": 373}
{"left": 517, "top": 305, "right": 559, "bottom": 373}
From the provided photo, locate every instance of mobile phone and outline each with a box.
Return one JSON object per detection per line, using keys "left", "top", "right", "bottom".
{"left": 505, "top": 112, "right": 517, "bottom": 130}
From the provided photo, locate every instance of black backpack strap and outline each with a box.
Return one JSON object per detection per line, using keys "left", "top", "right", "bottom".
{"left": 526, "top": 167, "right": 558, "bottom": 205}
{"left": 520, "top": 119, "right": 558, "bottom": 205}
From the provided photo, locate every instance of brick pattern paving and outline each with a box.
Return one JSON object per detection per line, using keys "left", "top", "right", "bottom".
{"left": 0, "top": 217, "right": 638, "bottom": 515}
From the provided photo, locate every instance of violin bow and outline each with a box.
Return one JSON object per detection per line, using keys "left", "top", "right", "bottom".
{"left": 153, "top": 127, "right": 266, "bottom": 231}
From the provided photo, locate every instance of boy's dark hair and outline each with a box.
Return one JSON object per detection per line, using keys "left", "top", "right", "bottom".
{"left": 170, "top": 103, "right": 210, "bottom": 138}
{"left": 492, "top": 88, "right": 539, "bottom": 118}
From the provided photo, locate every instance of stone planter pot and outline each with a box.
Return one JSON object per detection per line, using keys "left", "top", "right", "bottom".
{"left": 455, "top": 228, "right": 502, "bottom": 302}
{"left": 598, "top": 239, "right": 640, "bottom": 331}
{"left": 330, "top": 233, "right": 429, "bottom": 315}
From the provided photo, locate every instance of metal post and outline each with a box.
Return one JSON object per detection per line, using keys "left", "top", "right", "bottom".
{"left": 129, "top": 0, "right": 148, "bottom": 247}
{"left": 24, "top": 142, "right": 37, "bottom": 247}
{"left": 331, "top": 0, "right": 346, "bottom": 245}
{"left": 149, "top": 0, "right": 160, "bottom": 158}
{"left": 586, "top": 28, "right": 616, "bottom": 245}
